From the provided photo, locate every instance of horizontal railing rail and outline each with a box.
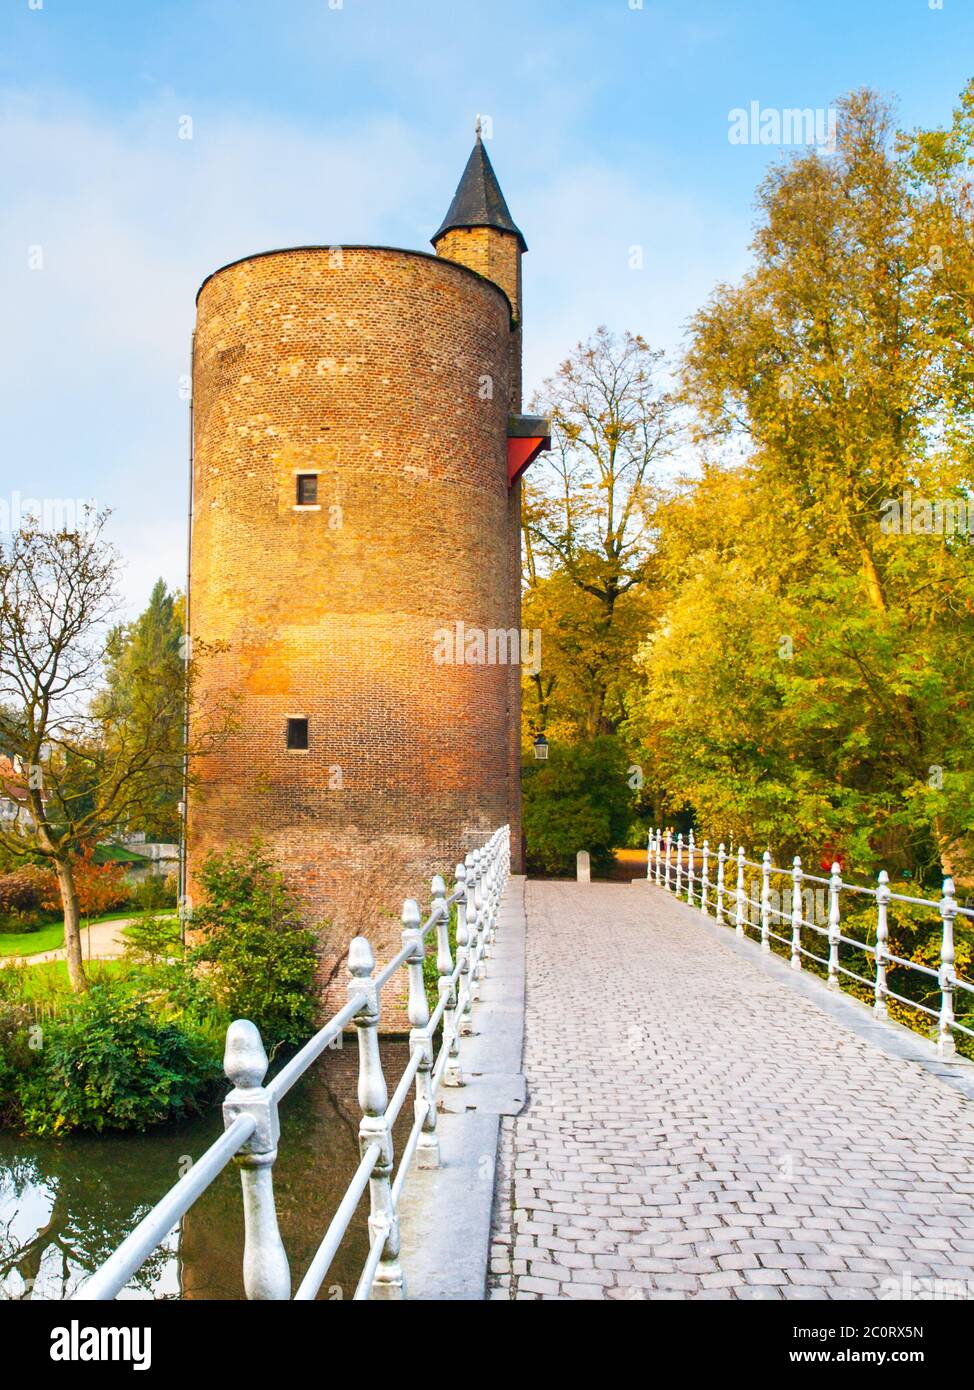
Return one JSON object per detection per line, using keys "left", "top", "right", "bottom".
{"left": 73, "top": 825, "right": 511, "bottom": 1302}
{"left": 646, "top": 826, "right": 972, "bottom": 1058}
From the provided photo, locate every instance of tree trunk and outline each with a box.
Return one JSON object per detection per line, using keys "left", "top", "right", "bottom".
{"left": 54, "top": 857, "right": 88, "bottom": 993}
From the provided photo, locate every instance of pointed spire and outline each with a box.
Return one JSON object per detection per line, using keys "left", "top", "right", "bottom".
{"left": 432, "top": 124, "right": 526, "bottom": 253}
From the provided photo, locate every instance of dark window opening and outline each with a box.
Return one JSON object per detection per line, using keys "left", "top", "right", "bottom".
{"left": 286, "top": 717, "right": 309, "bottom": 750}
{"left": 296, "top": 474, "right": 318, "bottom": 506}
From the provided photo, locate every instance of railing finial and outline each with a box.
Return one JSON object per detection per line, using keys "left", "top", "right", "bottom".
{"left": 223, "top": 1020, "right": 290, "bottom": 1300}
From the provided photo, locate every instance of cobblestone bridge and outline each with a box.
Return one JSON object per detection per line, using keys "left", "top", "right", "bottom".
{"left": 486, "top": 879, "right": 974, "bottom": 1301}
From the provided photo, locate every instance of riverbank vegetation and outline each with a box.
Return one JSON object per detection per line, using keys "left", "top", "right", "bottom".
{"left": 0, "top": 843, "right": 320, "bottom": 1136}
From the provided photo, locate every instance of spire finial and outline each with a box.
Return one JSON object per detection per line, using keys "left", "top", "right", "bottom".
{"left": 475, "top": 114, "right": 482, "bottom": 139}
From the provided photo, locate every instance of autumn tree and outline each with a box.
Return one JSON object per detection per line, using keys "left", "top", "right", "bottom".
{"left": 0, "top": 517, "right": 230, "bottom": 990}
{"left": 522, "top": 327, "right": 676, "bottom": 740}
{"left": 635, "top": 89, "right": 974, "bottom": 885}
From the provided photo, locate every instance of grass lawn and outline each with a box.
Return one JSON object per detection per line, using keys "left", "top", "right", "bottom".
{"left": 0, "top": 908, "right": 179, "bottom": 958}
{"left": 0, "top": 920, "right": 65, "bottom": 957}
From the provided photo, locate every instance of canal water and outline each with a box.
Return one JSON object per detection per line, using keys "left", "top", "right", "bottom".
{"left": 0, "top": 1041, "right": 411, "bottom": 1301}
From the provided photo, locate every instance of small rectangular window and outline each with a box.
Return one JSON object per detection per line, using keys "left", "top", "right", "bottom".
{"left": 296, "top": 474, "right": 318, "bottom": 506}
{"left": 286, "top": 717, "right": 309, "bottom": 750}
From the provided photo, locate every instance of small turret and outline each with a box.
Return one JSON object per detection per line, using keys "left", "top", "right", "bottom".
{"left": 432, "top": 122, "right": 526, "bottom": 406}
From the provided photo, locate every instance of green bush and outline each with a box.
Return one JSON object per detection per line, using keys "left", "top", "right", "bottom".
{"left": 190, "top": 841, "right": 320, "bottom": 1049}
{"left": 129, "top": 873, "right": 178, "bottom": 913}
{"left": 122, "top": 912, "right": 181, "bottom": 965}
{"left": 16, "top": 984, "right": 221, "bottom": 1136}
{"left": 0, "top": 1002, "right": 38, "bottom": 1125}
{"left": 522, "top": 737, "right": 635, "bottom": 877}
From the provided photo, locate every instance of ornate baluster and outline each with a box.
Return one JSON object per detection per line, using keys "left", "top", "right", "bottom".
{"left": 455, "top": 861, "right": 474, "bottom": 1038}
{"left": 402, "top": 897, "right": 438, "bottom": 1168}
{"left": 647, "top": 828, "right": 654, "bottom": 880}
{"left": 939, "top": 878, "right": 958, "bottom": 1059}
{"left": 687, "top": 830, "right": 695, "bottom": 907}
{"left": 700, "top": 840, "right": 710, "bottom": 916}
{"left": 791, "top": 856, "right": 803, "bottom": 971}
{"left": 348, "top": 937, "right": 403, "bottom": 1298}
{"left": 827, "top": 861, "right": 842, "bottom": 992}
{"left": 874, "top": 869, "right": 889, "bottom": 1016}
{"left": 436, "top": 870, "right": 462, "bottom": 1087}
{"left": 482, "top": 844, "right": 495, "bottom": 955}
{"left": 761, "top": 850, "right": 772, "bottom": 952}
{"left": 716, "top": 843, "right": 726, "bottom": 926}
{"left": 675, "top": 833, "right": 684, "bottom": 898}
{"left": 223, "top": 1020, "right": 290, "bottom": 1300}
{"left": 470, "top": 848, "right": 484, "bottom": 999}
{"left": 735, "top": 846, "right": 746, "bottom": 937}
{"left": 664, "top": 829, "right": 672, "bottom": 891}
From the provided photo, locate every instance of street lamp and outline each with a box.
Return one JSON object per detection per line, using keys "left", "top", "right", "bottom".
{"left": 533, "top": 734, "right": 549, "bottom": 761}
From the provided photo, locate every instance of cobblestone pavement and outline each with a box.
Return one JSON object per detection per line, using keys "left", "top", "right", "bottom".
{"left": 489, "top": 881, "right": 974, "bottom": 1301}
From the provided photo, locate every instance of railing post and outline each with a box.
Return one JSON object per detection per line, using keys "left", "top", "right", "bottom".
{"left": 223, "top": 1021, "right": 290, "bottom": 1300}
{"left": 489, "top": 834, "right": 501, "bottom": 945}
{"left": 874, "top": 869, "right": 890, "bottom": 1016}
{"left": 827, "top": 861, "right": 842, "bottom": 992}
{"left": 791, "top": 856, "right": 803, "bottom": 971}
{"left": 687, "top": 830, "right": 695, "bottom": 907}
{"left": 403, "top": 897, "right": 438, "bottom": 1169}
{"left": 939, "top": 878, "right": 958, "bottom": 1059}
{"left": 761, "top": 850, "right": 772, "bottom": 952}
{"left": 647, "top": 828, "right": 654, "bottom": 880}
{"left": 675, "top": 833, "right": 683, "bottom": 898}
{"left": 700, "top": 840, "right": 710, "bottom": 916}
{"left": 716, "top": 843, "right": 726, "bottom": 926}
{"left": 470, "top": 848, "right": 484, "bottom": 1000}
{"left": 664, "top": 829, "right": 672, "bottom": 890}
{"left": 480, "top": 844, "right": 493, "bottom": 957}
{"left": 654, "top": 828, "right": 662, "bottom": 884}
{"left": 435, "top": 872, "right": 462, "bottom": 1087}
{"left": 735, "top": 846, "right": 746, "bottom": 937}
{"left": 490, "top": 832, "right": 504, "bottom": 943}
{"left": 456, "top": 859, "right": 474, "bottom": 1037}
{"left": 348, "top": 936, "right": 404, "bottom": 1299}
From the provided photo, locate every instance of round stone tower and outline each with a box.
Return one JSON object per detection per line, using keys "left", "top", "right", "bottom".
{"left": 187, "top": 132, "right": 546, "bottom": 979}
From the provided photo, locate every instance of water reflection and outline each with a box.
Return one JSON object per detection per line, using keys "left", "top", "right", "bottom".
{"left": 0, "top": 1041, "right": 410, "bottom": 1301}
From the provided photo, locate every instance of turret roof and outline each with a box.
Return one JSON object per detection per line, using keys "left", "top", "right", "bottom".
{"left": 432, "top": 130, "right": 527, "bottom": 253}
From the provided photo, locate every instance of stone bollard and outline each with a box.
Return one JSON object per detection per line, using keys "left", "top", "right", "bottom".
{"left": 576, "top": 850, "right": 591, "bottom": 883}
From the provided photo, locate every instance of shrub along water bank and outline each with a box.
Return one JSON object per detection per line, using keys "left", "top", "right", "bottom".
{"left": 0, "top": 841, "right": 321, "bottom": 1136}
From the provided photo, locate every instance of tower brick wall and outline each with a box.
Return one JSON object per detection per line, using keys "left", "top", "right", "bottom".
{"left": 188, "top": 244, "right": 524, "bottom": 1007}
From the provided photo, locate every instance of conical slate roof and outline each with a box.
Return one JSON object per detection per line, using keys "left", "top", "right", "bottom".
{"left": 432, "top": 132, "right": 527, "bottom": 253}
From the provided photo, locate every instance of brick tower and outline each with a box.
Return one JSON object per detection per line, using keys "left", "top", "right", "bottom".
{"left": 186, "top": 130, "right": 548, "bottom": 982}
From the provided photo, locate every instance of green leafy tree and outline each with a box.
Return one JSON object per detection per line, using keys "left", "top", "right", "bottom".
{"left": 190, "top": 841, "right": 319, "bottom": 1048}
{"left": 522, "top": 737, "right": 635, "bottom": 876}
{"left": 97, "top": 579, "right": 185, "bottom": 842}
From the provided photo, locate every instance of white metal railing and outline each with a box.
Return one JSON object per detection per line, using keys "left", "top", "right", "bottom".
{"left": 73, "top": 825, "right": 511, "bottom": 1301}
{"left": 647, "top": 826, "right": 973, "bottom": 1059}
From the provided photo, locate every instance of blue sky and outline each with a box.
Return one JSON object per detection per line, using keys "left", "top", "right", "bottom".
{"left": 1, "top": 0, "right": 971, "bottom": 610}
